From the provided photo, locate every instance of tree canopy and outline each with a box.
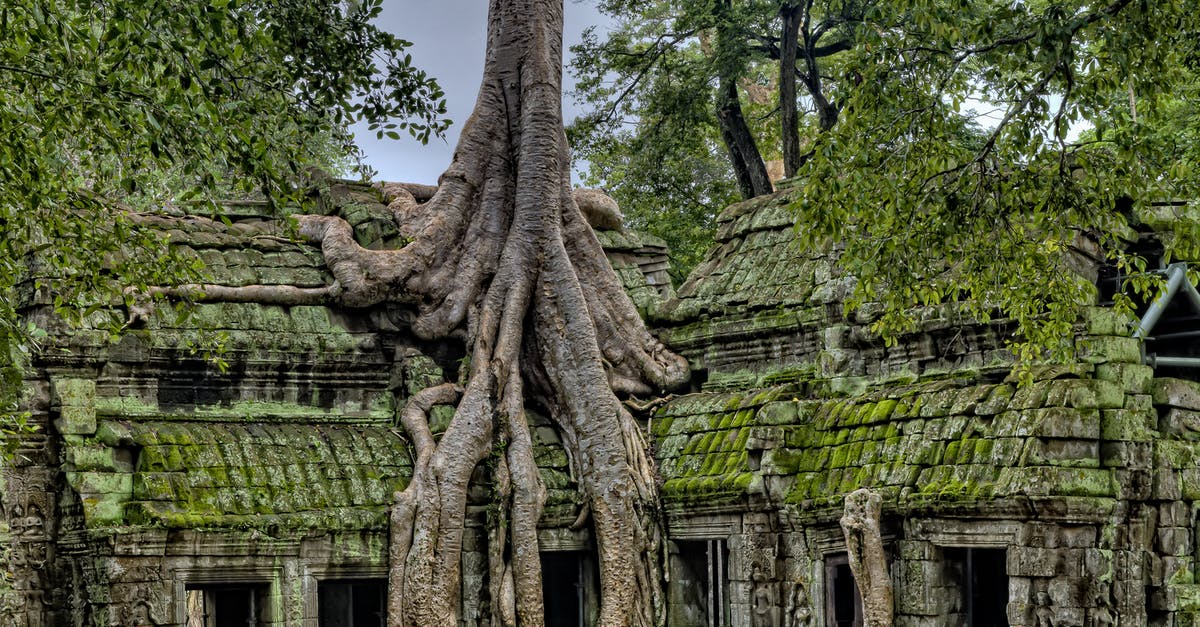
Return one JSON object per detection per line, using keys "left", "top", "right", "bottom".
{"left": 572, "top": 0, "right": 1200, "bottom": 355}
{"left": 0, "top": 0, "right": 447, "bottom": 428}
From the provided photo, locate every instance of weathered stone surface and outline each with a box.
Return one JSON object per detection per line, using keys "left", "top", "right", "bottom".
{"left": 1153, "top": 377, "right": 1200, "bottom": 410}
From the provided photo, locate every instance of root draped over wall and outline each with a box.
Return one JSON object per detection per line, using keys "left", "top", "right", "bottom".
{"left": 142, "top": 1, "right": 689, "bottom": 624}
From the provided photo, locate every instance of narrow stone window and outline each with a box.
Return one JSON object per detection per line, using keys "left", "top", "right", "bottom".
{"left": 318, "top": 579, "right": 387, "bottom": 627}
{"left": 185, "top": 584, "right": 265, "bottom": 627}
{"left": 824, "top": 553, "right": 863, "bottom": 627}
{"left": 542, "top": 552, "right": 588, "bottom": 624}
{"left": 669, "top": 539, "right": 730, "bottom": 627}
{"left": 943, "top": 547, "right": 1008, "bottom": 627}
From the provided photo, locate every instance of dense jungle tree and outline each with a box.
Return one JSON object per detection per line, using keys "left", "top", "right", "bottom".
{"left": 0, "top": 0, "right": 446, "bottom": 431}
{"left": 569, "top": 0, "right": 881, "bottom": 278}
{"left": 574, "top": 0, "right": 1200, "bottom": 354}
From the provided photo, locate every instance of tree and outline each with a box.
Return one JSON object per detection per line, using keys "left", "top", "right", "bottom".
{"left": 567, "top": 55, "right": 740, "bottom": 281}
{"left": 791, "top": 0, "right": 1200, "bottom": 357}
{"left": 315, "top": 2, "right": 689, "bottom": 622}
{"left": 570, "top": 0, "right": 869, "bottom": 276}
{"left": 129, "top": 1, "right": 691, "bottom": 625}
{"left": 0, "top": 0, "right": 445, "bottom": 433}
{"left": 576, "top": 0, "right": 1200, "bottom": 357}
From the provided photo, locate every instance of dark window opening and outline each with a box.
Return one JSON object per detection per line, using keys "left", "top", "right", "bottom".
{"left": 943, "top": 547, "right": 1008, "bottom": 627}
{"left": 670, "top": 539, "right": 730, "bottom": 627}
{"left": 319, "top": 579, "right": 387, "bottom": 627}
{"left": 185, "top": 584, "right": 265, "bottom": 627}
{"left": 824, "top": 554, "right": 862, "bottom": 627}
{"left": 541, "top": 550, "right": 598, "bottom": 627}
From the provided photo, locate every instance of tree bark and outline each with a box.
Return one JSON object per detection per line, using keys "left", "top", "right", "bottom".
{"left": 714, "top": 0, "right": 773, "bottom": 199}
{"left": 780, "top": 3, "right": 802, "bottom": 178}
{"left": 798, "top": 2, "right": 839, "bottom": 135}
{"left": 840, "top": 489, "right": 893, "bottom": 627}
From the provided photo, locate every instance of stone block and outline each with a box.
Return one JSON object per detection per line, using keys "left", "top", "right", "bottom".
{"left": 1160, "top": 502, "right": 1191, "bottom": 527}
{"left": 94, "top": 421, "right": 136, "bottom": 447}
{"left": 1156, "top": 440, "right": 1200, "bottom": 469}
{"left": 51, "top": 377, "right": 96, "bottom": 409}
{"left": 82, "top": 495, "right": 127, "bottom": 525}
{"left": 1155, "top": 470, "right": 1183, "bottom": 500}
{"left": 1083, "top": 548, "right": 1111, "bottom": 576}
{"left": 1155, "top": 377, "right": 1200, "bottom": 409}
{"left": 1161, "top": 408, "right": 1200, "bottom": 439}
{"left": 1163, "top": 556, "right": 1193, "bottom": 584}
{"left": 1010, "top": 382, "right": 1053, "bottom": 411}
{"left": 1055, "top": 526, "right": 1100, "bottom": 549}
{"left": 51, "top": 378, "right": 97, "bottom": 435}
{"left": 898, "top": 540, "right": 934, "bottom": 561}
{"left": 1099, "top": 441, "right": 1151, "bottom": 469}
{"left": 1078, "top": 335, "right": 1142, "bottom": 364}
{"left": 1007, "top": 546, "right": 1060, "bottom": 577}
{"left": 1066, "top": 379, "right": 1126, "bottom": 410}
{"left": 1114, "top": 469, "right": 1152, "bottom": 501}
{"left": 68, "top": 471, "right": 133, "bottom": 495}
{"left": 1019, "top": 467, "right": 1115, "bottom": 497}
{"left": 1100, "top": 408, "right": 1156, "bottom": 442}
{"left": 1080, "top": 306, "right": 1134, "bottom": 337}
{"left": 1158, "top": 527, "right": 1193, "bottom": 557}
{"left": 1094, "top": 362, "right": 1154, "bottom": 394}
{"left": 1124, "top": 393, "right": 1153, "bottom": 412}
{"left": 1026, "top": 438, "right": 1099, "bottom": 466}
{"left": 976, "top": 384, "right": 1015, "bottom": 416}
{"left": 1176, "top": 585, "right": 1200, "bottom": 613}
{"left": 898, "top": 560, "right": 935, "bottom": 615}
{"left": 1112, "top": 580, "right": 1144, "bottom": 612}
{"left": 1047, "top": 576, "right": 1091, "bottom": 608}
{"left": 758, "top": 401, "right": 798, "bottom": 425}
{"left": 1180, "top": 469, "right": 1200, "bottom": 500}
{"left": 1006, "top": 603, "right": 1031, "bottom": 627}
{"left": 1051, "top": 606, "right": 1086, "bottom": 625}
{"left": 66, "top": 444, "right": 127, "bottom": 472}
{"left": 1032, "top": 408, "right": 1101, "bottom": 439}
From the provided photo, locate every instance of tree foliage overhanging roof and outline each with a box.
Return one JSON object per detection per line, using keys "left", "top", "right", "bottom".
{"left": 571, "top": 0, "right": 1200, "bottom": 357}
{"left": 0, "top": 0, "right": 447, "bottom": 425}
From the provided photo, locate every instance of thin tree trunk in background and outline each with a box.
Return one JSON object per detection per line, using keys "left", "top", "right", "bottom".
{"left": 714, "top": 0, "right": 772, "bottom": 199}
{"left": 780, "top": 3, "right": 802, "bottom": 178}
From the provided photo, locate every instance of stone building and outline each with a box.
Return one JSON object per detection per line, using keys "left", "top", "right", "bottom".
{"left": 5, "top": 180, "right": 1200, "bottom": 626}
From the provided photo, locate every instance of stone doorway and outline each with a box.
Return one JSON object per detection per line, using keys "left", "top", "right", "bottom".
{"left": 317, "top": 579, "right": 387, "bottom": 627}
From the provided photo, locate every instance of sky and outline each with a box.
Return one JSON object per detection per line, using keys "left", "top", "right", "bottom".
{"left": 348, "top": 1, "right": 609, "bottom": 185}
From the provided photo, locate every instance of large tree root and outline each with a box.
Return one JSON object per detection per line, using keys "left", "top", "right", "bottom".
{"left": 140, "top": 1, "right": 688, "bottom": 624}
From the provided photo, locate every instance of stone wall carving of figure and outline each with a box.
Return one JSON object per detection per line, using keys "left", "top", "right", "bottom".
{"left": 785, "top": 582, "right": 812, "bottom": 627}
{"left": 751, "top": 564, "right": 775, "bottom": 627}
{"left": 1035, "top": 591, "right": 1056, "bottom": 627}
{"left": 1090, "top": 583, "right": 1115, "bottom": 627}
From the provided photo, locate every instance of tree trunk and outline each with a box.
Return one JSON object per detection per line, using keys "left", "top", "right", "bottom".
{"left": 714, "top": 0, "right": 773, "bottom": 199}
{"left": 798, "top": 5, "right": 838, "bottom": 136}
{"left": 780, "top": 3, "right": 802, "bottom": 178}
{"left": 840, "top": 489, "right": 893, "bottom": 627}
{"left": 145, "top": 1, "right": 689, "bottom": 625}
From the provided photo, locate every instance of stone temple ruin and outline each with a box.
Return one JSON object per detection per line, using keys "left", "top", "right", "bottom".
{"left": 5, "top": 179, "right": 1200, "bottom": 626}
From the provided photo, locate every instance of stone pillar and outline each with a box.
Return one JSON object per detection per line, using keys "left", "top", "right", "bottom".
{"left": 2, "top": 378, "right": 59, "bottom": 627}
{"left": 731, "top": 513, "right": 782, "bottom": 627}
